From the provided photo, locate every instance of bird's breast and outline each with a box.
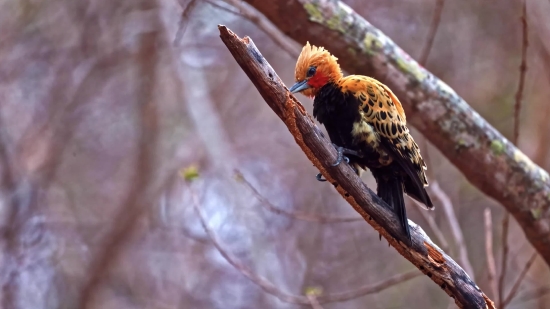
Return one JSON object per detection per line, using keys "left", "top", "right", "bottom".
{"left": 312, "top": 83, "right": 383, "bottom": 167}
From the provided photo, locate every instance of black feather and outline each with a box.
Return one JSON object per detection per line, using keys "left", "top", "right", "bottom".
{"left": 380, "top": 138, "right": 433, "bottom": 209}
{"left": 372, "top": 168, "right": 410, "bottom": 241}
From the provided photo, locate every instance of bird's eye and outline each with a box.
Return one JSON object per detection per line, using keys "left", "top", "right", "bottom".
{"left": 307, "top": 66, "right": 316, "bottom": 77}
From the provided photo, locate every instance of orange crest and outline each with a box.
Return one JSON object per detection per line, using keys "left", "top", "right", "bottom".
{"left": 294, "top": 42, "right": 343, "bottom": 97}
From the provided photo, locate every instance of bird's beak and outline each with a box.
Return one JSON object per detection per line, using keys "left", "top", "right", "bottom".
{"left": 289, "top": 80, "right": 310, "bottom": 93}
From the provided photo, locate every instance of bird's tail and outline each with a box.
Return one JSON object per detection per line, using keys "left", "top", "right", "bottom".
{"left": 376, "top": 174, "right": 410, "bottom": 241}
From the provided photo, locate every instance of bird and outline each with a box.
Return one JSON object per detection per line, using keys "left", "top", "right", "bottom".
{"left": 289, "top": 42, "right": 433, "bottom": 241}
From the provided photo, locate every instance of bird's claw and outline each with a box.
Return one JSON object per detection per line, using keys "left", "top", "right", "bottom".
{"left": 331, "top": 145, "right": 350, "bottom": 167}
{"left": 316, "top": 173, "right": 327, "bottom": 182}
{"left": 316, "top": 144, "right": 360, "bottom": 181}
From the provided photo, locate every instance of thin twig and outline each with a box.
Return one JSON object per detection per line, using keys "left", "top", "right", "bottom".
{"left": 413, "top": 135, "right": 448, "bottom": 253}
{"left": 213, "top": 0, "right": 300, "bottom": 58}
{"left": 235, "top": 170, "right": 362, "bottom": 223}
{"left": 500, "top": 1, "right": 531, "bottom": 289}
{"left": 514, "top": 286, "right": 550, "bottom": 304}
{"left": 502, "top": 252, "right": 537, "bottom": 308}
{"left": 0, "top": 116, "right": 26, "bottom": 309}
{"left": 316, "top": 269, "right": 421, "bottom": 303}
{"left": 416, "top": 3, "right": 445, "bottom": 255}
{"left": 412, "top": 200, "right": 450, "bottom": 252}
{"left": 532, "top": 21, "right": 550, "bottom": 167}
{"left": 175, "top": 0, "right": 199, "bottom": 46}
{"left": 307, "top": 294, "right": 324, "bottom": 309}
{"left": 203, "top": 0, "right": 241, "bottom": 15}
{"left": 513, "top": 0, "right": 528, "bottom": 145}
{"left": 430, "top": 182, "right": 474, "bottom": 277}
{"left": 419, "top": 0, "right": 446, "bottom": 66}
{"left": 532, "top": 99, "right": 550, "bottom": 167}
{"left": 484, "top": 208, "right": 498, "bottom": 299}
{"left": 80, "top": 30, "right": 161, "bottom": 308}
{"left": 189, "top": 184, "right": 421, "bottom": 305}
{"left": 498, "top": 213, "right": 510, "bottom": 307}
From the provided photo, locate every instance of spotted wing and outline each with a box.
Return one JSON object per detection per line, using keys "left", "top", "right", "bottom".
{"left": 339, "top": 75, "right": 433, "bottom": 209}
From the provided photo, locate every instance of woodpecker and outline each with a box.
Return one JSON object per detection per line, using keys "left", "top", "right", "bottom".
{"left": 289, "top": 42, "right": 433, "bottom": 241}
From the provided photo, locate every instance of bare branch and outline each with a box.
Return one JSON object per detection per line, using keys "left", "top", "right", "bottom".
{"left": 533, "top": 34, "right": 550, "bottom": 167}
{"left": 235, "top": 169, "right": 362, "bottom": 223}
{"left": 0, "top": 115, "right": 27, "bottom": 309}
{"left": 514, "top": 286, "right": 550, "bottom": 304}
{"left": 412, "top": 200, "right": 450, "bottom": 253}
{"left": 513, "top": 0, "right": 528, "bottom": 146}
{"left": 484, "top": 209, "right": 498, "bottom": 300}
{"left": 529, "top": 0, "right": 550, "bottom": 171}
{"left": 532, "top": 99, "right": 550, "bottom": 168}
{"left": 317, "top": 269, "right": 421, "bottom": 303}
{"left": 431, "top": 182, "right": 474, "bottom": 277}
{"left": 175, "top": 0, "right": 199, "bottom": 46}
{"left": 411, "top": 147, "right": 449, "bottom": 253}
{"left": 217, "top": 0, "right": 300, "bottom": 58}
{"left": 419, "top": 0, "right": 446, "bottom": 66}
{"left": 498, "top": 213, "right": 510, "bottom": 308}
{"left": 502, "top": 252, "right": 537, "bottom": 308}
{"left": 191, "top": 187, "right": 310, "bottom": 305}
{"left": 242, "top": 0, "right": 550, "bottom": 267}
{"left": 218, "top": 25, "right": 494, "bottom": 308}
{"left": 307, "top": 294, "right": 323, "bottom": 309}
{"left": 189, "top": 183, "right": 421, "bottom": 305}
{"left": 80, "top": 30, "right": 161, "bottom": 308}
{"left": 203, "top": 0, "right": 241, "bottom": 15}
{"left": 501, "top": 7, "right": 530, "bottom": 301}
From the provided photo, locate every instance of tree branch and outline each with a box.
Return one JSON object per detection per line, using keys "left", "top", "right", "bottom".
{"left": 500, "top": 5, "right": 529, "bottom": 304}
{"left": 80, "top": 25, "right": 161, "bottom": 308}
{"left": 513, "top": 0, "right": 528, "bottom": 146}
{"left": 418, "top": 0, "right": 446, "bottom": 66}
{"left": 218, "top": 25, "right": 494, "bottom": 309}
{"left": 484, "top": 208, "right": 498, "bottom": 300}
{"left": 234, "top": 169, "right": 362, "bottom": 223}
{"left": 175, "top": 0, "right": 199, "bottom": 46}
{"left": 431, "top": 182, "right": 474, "bottom": 277}
{"left": 242, "top": 0, "right": 550, "bottom": 268}
{"left": 412, "top": 200, "right": 450, "bottom": 253}
{"left": 498, "top": 213, "right": 510, "bottom": 307}
{"left": 514, "top": 286, "right": 550, "bottom": 304}
{"left": 502, "top": 251, "right": 537, "bottom": 308}
{"left": 190, "top": 183, "right": 421, "bottom": 305}
{"left": 216, "top": 0, "right": 300, "bottom": 58}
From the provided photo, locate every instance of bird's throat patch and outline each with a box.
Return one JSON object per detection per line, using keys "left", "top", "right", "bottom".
{"left": 308, "top": 73, "right": 329, "bottom": 89}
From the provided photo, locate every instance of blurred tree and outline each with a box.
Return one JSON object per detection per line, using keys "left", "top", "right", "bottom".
{"left": 0, "top": 0, "right": 548, "bottom": 308}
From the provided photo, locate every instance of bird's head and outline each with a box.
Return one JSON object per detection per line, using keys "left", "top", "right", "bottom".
{"left": 289, "top": 42, "right": 343, "bottom": 98}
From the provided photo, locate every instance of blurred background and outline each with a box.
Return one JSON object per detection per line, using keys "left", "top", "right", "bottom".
{"left": 0, "top": 0, "right": 549, "bottom": 308}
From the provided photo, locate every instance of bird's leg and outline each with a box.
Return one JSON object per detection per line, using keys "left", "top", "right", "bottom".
{"left": 316, "top": 144, "right": 363, "bottom": 182}
{"left": 331, "top": 143, "right": 363, "bottom": 167}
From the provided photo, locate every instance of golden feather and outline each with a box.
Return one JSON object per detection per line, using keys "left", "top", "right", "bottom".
{"left": 338, "top": 75, "right": 428, "bottom": 186}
